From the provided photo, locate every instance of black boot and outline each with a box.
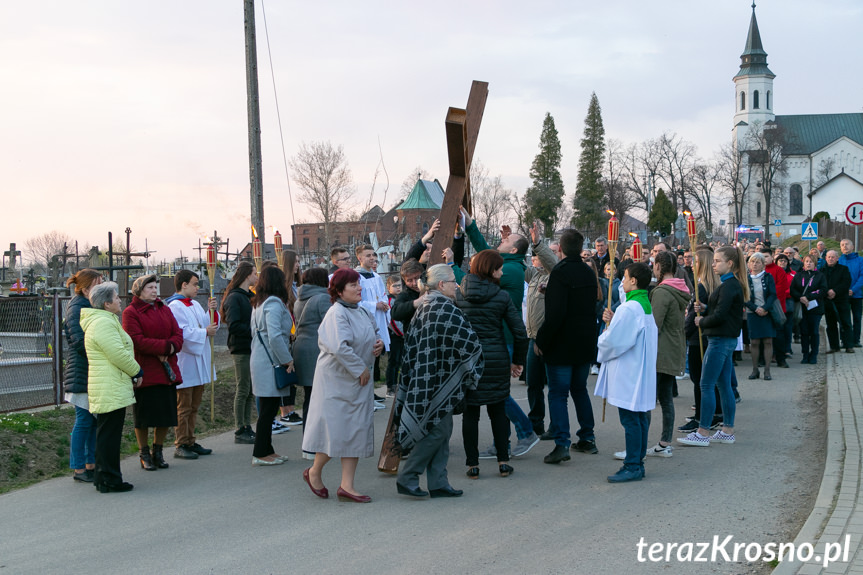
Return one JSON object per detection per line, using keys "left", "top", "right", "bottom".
{"left": 152, "top": 444, "right": 170, "bottom": 469}
{"left": 140, "top": 446, "right": 157, "bottom": 471}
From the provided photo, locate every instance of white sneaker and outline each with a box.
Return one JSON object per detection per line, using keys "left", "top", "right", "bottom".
{"left": 676, "top": 432, "right": 710, "bottom": 446}
{"left": 613, "top": 450, "right": 626, "bottom": 460}
{"left": 710, "top": 430, "right": 735, "bottom": 444}
{"left": 373, "top": 401, "right": 386, "bottom": 412}
{"left": 645, "top": 443, "right": 673, "bottom": 457}
{"left": 590, "top": 365, "right": 599, "bottom": 375}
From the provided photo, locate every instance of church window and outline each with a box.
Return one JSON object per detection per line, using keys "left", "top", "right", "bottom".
{"left": 302, "top": 237, "right": 309, "bottom": 249}
{"left": 789, "top": 184, "right": 803, "bottom": 215}
{"left": 422, "top": 222, "right": 430, "bottom": 236}
{"left": 740, "top": 91, "right": 746, "bottom": 111}
{"left": 766, "top": 90, "right": 771, "bottom": 110}
{"left": 753, "top": 90, "right": 760, "bottom": 109}
{"left": 756, "top": 201, "right": 761, "bottom": 218}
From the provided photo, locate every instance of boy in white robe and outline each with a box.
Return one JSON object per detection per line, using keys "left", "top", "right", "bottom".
{"left": 595, "top": 263, "right": 657, "bottom": 483}
{"left": 354, "top": 245, "right": 390, "bottom": 404}
{"left": 167, "top": 270, "right": 220, "bottom": 459}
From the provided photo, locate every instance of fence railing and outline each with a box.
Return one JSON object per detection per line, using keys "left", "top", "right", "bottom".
{"left": 0, "top": 295, "right": 66, "bottom": 413}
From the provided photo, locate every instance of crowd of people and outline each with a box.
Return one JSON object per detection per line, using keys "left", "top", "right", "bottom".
{"left": 62, "top": 217, "right": 863, "bottom": 495}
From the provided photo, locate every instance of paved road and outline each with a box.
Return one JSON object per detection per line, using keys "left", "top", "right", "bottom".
{"left": 0, "top": 359, "right": 825, "bottom": 575}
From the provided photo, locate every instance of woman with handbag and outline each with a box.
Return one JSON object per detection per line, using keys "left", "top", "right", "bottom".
{"left": 249, "top": 265, "right": 295, "bottom": 466}
{"left": 790, "top": 255, "right": 827, "bottom": 364}
{"left": 745, "top": 253, "right": 777, "bottom": 380}
{"left": 122, "top": 274, "right": 184, "bottom": 471}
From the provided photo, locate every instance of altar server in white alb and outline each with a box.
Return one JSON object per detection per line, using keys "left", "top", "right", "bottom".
{"left": 594, "top": 262, "right": 657, "bottom": 484}
{"left": 354, "top": 244, "right": 390, "bottom": 401}
{"left": 167, "top": 270, "right": 220, "bottom": 460}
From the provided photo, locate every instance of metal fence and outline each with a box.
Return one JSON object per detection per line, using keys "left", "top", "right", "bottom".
{"left": 0, "top": 295, "right": 66, "bottom": 413}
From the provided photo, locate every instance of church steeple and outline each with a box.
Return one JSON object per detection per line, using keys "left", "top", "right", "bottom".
{"left": 733, "top": 2, "right": 775, "bottom": 144}
{"left": 735, "top": 3, "right": 774, "bottom": 79}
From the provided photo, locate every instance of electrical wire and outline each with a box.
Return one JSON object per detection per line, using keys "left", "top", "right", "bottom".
{"left": 260, "top": 0, "right": 296, "bottom": 228}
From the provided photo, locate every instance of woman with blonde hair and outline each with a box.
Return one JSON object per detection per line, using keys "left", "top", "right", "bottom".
{"left": 679, "top": 246, "right": 748, "bottom": 447}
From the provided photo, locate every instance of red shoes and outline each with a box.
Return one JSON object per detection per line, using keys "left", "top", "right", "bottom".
{"left": 337, "top": 487, "right": 371, "bottom": 503}
{"left": 303, "top": 468, "right": 328, "bottom": 499}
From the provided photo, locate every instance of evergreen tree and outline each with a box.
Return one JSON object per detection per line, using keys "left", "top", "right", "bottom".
{"left": 573, "top": 92, "right": 606, "bottom": 235}
{"left": 647, "top": 189, "right": 677, "bottom": 237}
{"left": 523, "top": 113, "right": 565, "bottom": 237}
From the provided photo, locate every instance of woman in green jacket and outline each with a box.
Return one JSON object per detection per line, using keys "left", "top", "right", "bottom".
{"left": 82, "top": 282, "right": 142, "bottom": 493}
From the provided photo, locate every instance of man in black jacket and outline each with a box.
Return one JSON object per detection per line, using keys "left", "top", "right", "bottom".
{"left": 390, "top": 259, "right": 427, "bottom": 331}
{"left": 822, "top": 250, "right": 854, "bottom": 353}
{"left": 536, "top": 229, "right": 599, "bottom": 463}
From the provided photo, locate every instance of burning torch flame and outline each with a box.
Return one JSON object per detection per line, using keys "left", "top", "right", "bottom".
{"left": 251, "top": 226, "right": 258, "bottom": 239}
{"left": 607, "top": 210, "right": 615, "bottom": 217}
{"left": 683, "top": 211, "right": 691, "bottom": 217}
{"left": 629, "top": 232, "right": 638, "bottom": 238}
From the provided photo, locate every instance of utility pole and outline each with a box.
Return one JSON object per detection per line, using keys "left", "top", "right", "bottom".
{"left": 244, "top": 0, "right": 265, "bottom": 246}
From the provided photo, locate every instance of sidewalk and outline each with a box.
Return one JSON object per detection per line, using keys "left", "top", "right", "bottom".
{"left": 774, "top": 349, "right": 863, "bottom": 575}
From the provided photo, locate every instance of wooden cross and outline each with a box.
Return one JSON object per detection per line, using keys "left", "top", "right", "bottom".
{"left": 10, "top": 281, "right": 26, "bottom": 294}
{"left": 429, "top": 80, "right": 488, "bottom": 265}
{"left": 4, "top": 243, "right": 21, "bottom": 269}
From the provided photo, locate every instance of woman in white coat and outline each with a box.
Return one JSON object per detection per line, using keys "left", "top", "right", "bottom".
{"left": 302, "top": 268, "right": 383, "bottom": 503}
{"left": 249, "top": 266, "right": 295, "bottom": 466}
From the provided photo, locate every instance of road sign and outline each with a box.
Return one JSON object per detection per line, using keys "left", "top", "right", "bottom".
{"left": 801, "top": 222, "right": 819, "bottom": 240}
{"left": 846, "top": 202, "right": 863, "bottom": 225}
{"left": 774, "top": 232, "right": 781, "bottom": 238}
{"left": 774, "top": 219, "right": 782, "bottom": 226}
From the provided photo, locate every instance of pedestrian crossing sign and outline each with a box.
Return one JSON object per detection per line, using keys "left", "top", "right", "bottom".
{"left": 801, "top": 222, "right": 818, "bottom": 240}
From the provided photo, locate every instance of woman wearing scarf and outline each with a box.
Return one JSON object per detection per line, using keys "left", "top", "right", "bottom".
{"left": 301, "top": 268, "right": 384, "bottom": 503}
{"left": 394, "top": 264, "right": 483, "bottom": 498}
{"left": 790, "top": 254, "right": 827, "bottom": 364}
{"left": 745, "top": 253, "right": 777, "bottom": 380}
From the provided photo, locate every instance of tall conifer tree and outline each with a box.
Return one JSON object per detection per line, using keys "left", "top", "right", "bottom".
{"left": 523, "top": 113, "right": 564, "bottom": 237}
{"left": 573, "top": 92, "right": 606, "bottom": 235}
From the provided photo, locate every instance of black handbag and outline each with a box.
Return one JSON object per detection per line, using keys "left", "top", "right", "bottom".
{"left": 770, "top": 298, "right": 787, "bottom": 328}
{"left": 256, "top": 331, "right": 297, "bottom": 390}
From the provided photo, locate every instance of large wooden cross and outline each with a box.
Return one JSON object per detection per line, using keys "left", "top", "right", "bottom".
{"left": 429, "top": 80, "right": 488, "bottom": 265}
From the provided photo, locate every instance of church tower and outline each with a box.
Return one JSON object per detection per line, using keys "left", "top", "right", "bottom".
{"left": 733, "top": 3, "right": 775, "bottom": 148}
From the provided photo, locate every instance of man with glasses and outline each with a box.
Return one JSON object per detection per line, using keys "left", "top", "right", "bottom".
{"left": 329, "top": 248, "right": 352, "bottom": 276}
{"left": 391, "top": 259, "right": 427, "bottom": 331}
{"left": 592, "top": 236, "right": 618, "bottom": 280}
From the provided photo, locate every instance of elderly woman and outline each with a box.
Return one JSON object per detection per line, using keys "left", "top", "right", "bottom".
{"left": 456, "top": 250, "right": 528, "bottom": 479}
{"left": 249, "top": 265, "right": 295, "bottom": 466}
{"left": 293, "top": 267, "right": 333, "bottom": 460}
{"left": 81, "top": 282, "right": 142, "bottom": 493}
{"left": 302, "top": 268, "right": 384, "bottom": 503}
{"left": 745, "top": 252, "right": 777, "bottom": 380}
{"left": 394, "top": 264, "right": 483, "bottom": 498}
{"left": 122, "top": 275, "right": 183, "bottom": 471}
{"left": 63, "top": 269, "right": 103, "bottom": 483}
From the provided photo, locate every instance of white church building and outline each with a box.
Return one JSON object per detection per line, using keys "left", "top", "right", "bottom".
{"left": 732, "top": 5, "right": 863, "bottom": 238}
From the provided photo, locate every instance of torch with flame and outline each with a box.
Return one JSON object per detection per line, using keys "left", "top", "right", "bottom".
{"left": 601, "top": 210, "right": 620, "bottom": 423}
{"left": 629, "top": 232, "right": 642, "bottom": 263}
{"left": 205, "top": 236, "right": 218, "bottom": 423}
{"left": 273, "top": 227, "right": 283, "bottom": 268}
{"left": 252, "top": 226, "right": 262, "bottom": 273}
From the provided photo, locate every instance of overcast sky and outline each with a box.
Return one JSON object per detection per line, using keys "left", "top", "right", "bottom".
{"left": 1, "top": 0, "right": 861, "bottom": 264}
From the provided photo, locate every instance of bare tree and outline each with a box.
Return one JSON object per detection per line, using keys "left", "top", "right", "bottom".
{"left": 24, "top": 231, "right": 74, "bottom": 274}
{"left": 814, "top": 157, "right": 836, "bottom": 188}
{"left": 743, "top": 122, "right": 790, "bottom": 237}
{"left": 603, "top": 138, "right": 638, "bottom": 228}
{"left": 470, "top": 160, "right": 513, "bottom": 239}
{"left": 621, "top": 139, "right": 662, "bottom": 216}
{"left": 290, "top": 141, "right": 355, "bottom": 249}
{"left": 655, "top": 131, "right": 697, "bottom": 213}
{"left": 715, "top": 141, "right": 753, "bottom": 230}
{"left": 686, "top": 160, "right": 724, "bottom": 232}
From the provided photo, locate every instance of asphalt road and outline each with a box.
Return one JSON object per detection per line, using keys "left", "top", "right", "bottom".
{"left": 0, "top": 358, "right": 825, "bottom": 575}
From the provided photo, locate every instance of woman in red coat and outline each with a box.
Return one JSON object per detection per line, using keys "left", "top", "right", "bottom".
{"left": 122, "top": 275, "right": 184, "bottom": 471}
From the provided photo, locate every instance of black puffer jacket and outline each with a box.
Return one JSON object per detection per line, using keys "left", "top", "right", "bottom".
{"left": 222, "top": 287, "right": 253, "bottom": 354}
{"left": 391, "top": 284, "right": 420, "bottom": 329}
{"left": 456, "top": 274, "right": 528, "bottom": 406}
{"left": 63, "top": 294, "right": 91, "bottom": 393}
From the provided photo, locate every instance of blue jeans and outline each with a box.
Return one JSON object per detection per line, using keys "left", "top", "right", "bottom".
{"left": 545, "top": 362, "right": 593, "bottom": 448}
{"left": 70, "top": 406, "right": 97, "bottom": 469}
{"left": 504, "top": 344, "right": 533, "bottom": 441}
{"left": 699, "top": 337, "right": 737, "bottom": 430}
{"left": 618, "top": 407, "right": 648, "bottom": 470}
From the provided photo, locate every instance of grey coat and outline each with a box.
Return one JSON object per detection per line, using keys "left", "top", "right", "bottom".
{"left": 292, "top": 284, "right": 332, "bottom": 387}
{"left": 250, "top": 296, "right": 294, "bottom": 398}
{"left": 301, "top": 302, "right": 379, "bottom": 458}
